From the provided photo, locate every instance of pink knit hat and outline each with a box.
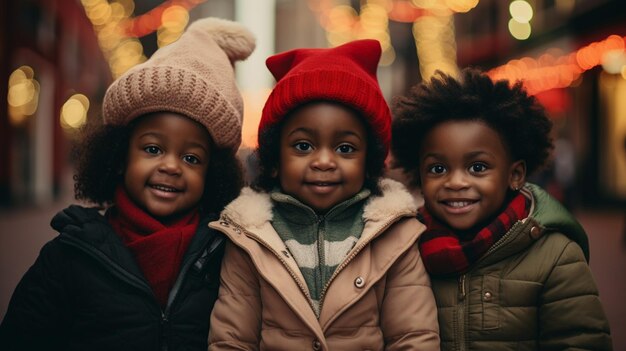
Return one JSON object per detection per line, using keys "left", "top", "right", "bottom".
{"left": 103, "top": 18, "right": 255, "bottom": 151}
{"left": 258, "top": 39, "right": 391, "bottom": 155}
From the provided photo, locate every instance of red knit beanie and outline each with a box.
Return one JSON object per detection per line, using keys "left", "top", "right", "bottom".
{"left": 258, "top": 39, "right": 391, "bottom": 155}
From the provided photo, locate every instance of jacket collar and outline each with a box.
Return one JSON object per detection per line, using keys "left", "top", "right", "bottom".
{"left": 474, "top": 183, "right": 590, "bottom": 268}
{"left": 221, "top": 178, "right": 417, "bottom": 230}
{"left": 270, "top": 187, "right": 371, "bottom": 224}
{"left": 525, "top": 183, "right": 589, "bottom": 260}
{"left": 53, "top": 205, "right": 220, "bottom": 281}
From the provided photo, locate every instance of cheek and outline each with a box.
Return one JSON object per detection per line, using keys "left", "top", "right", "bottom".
{"left": 191, "top": 167, "right": 209, "bottom": 190}
{"left": 122, "top": 163, "right": 140, "bottom": 188}
{"left": 419, "top": 178, "right": 435, "bottom": 196}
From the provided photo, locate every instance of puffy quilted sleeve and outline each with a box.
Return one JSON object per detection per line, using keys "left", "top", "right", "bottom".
{"left": 208, "top": 241, "right": 262, "bottom": 350}
{"left": 381, "top": 242, "right": 441, "bottom": 350}
{"left": 539, "top": 238, "right": 613, "bottom": 350}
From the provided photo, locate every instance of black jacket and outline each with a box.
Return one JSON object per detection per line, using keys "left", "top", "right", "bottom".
{"left": 0, "top": 205, "right": 225, "bottom": 351}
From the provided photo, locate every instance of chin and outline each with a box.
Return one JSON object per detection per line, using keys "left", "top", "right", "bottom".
{"left": 446, "top": 220, "right": 478, "bottom": 232}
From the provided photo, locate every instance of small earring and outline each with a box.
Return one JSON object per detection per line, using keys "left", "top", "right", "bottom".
{"left": 512, "top": 185, "right": 520, "bottom": 191}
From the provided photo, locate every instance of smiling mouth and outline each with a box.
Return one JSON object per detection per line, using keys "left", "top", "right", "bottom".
{"left": 305, "top": 181, "right": 339, "bottom": 194}
{"left": 440, "top": 199, "right": 478, "bottom": 213}
{"left": 307, "top": 182, "right": 338, "bottom": 186}
{"left": 150, "top": 184, "right": 181, "bottom": 193}
{"left": 445, "top": 201, "right": 475, "bottom": 208}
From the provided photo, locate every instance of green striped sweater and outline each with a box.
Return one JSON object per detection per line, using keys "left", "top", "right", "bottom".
{"left": 270, "top": 188, "right": 371, "bottom": 316}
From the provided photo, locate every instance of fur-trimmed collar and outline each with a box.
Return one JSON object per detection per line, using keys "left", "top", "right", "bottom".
{"left": 221, "top": 178, "right": 417, "bottom": 229}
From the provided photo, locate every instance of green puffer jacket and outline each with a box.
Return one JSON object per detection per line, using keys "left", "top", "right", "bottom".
{"left": 431, "top": 183, "right": 612, "bottom": 351}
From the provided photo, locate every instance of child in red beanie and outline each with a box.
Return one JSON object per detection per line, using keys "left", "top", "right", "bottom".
{"left": 208, "top": 40, "right": 440, "bottom": 350}
{"left": 0, "top": 18, "right": 255, "bottom": 351}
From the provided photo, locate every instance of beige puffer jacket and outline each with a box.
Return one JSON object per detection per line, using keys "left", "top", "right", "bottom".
{"left": 208, "top": 179, "right": 440, "bottom": 351}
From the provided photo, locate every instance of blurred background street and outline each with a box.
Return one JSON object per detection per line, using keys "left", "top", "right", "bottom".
{"left": 1, "top": 0, "right": 625, "bottom": 348}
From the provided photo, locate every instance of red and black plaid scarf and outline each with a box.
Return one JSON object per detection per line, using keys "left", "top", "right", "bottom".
{"left": 418, "top": 193, "right": 530, "bottom": 276}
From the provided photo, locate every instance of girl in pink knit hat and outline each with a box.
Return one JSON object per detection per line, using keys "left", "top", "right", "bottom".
{"left": 1, "top": 18, "right": 254, "bottom": 351}
{"left": 208, "top": 39, "right": 440, "bottom": 350}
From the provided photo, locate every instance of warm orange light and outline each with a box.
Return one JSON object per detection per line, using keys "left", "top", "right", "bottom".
{"left": 388, "top": 1, "right": 429, "bottom": 22}
{"left": 124, "top": 0, "right": 206, "bottom": 38}
{"left": 489, "top": 34, "right": 626, "bottom": 95}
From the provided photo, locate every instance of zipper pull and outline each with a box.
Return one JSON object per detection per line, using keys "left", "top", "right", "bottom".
{"left": 160, "top": 312, "right": 169, "bottom": 351}
{"left": 318, "top": 214, "right": 325, "bottom": 223}
{"left": 458, "top": 275, "right": 466, "bottom": 301}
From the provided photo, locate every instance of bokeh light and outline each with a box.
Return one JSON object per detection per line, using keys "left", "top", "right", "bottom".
{"left": 60, "top": 94, "right": 90, "bottom": 130}
{"left": 489, "top": 34, "right": 626, "bottom": 95}
{"left": 509, "top": 0, "right": 533, "bottom": 23}
{"left": 508, "top": 18, "right": 531, "bottom": 40}
{"left": 7, "top": 66, "right": 40, "bottom": 126}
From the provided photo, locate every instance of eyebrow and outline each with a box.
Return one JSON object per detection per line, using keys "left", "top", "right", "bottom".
{"left": 287, "top": 127, "right": 364, "bottom": 141}
{"left": 465, "top": 150, "right": 493, "bottom": 158}
{"left": 422, "top": 150, "right": 493, "bottom": 161}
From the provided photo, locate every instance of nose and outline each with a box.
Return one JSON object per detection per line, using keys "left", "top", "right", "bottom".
{"left": 158, "top": 154, "right": 182, "bottom": 175}
{"left": 311, "top": 148, "right": 337, "bottom": 171}
{"left": 444, "top": 169, "right": 469, "bottom": 190}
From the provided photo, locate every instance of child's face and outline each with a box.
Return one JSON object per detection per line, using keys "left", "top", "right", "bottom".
{"left": 277, "top": 102, "right": 367, "bottom": 213}
{"left": 124, "top": 112, "right": 211, "bottom": 221}
{"left": 419, "top": 120, "right": 525, "bottom": 231}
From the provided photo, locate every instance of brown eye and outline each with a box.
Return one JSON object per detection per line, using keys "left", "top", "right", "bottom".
{"left": 144, "top": 146, "right": 161, "bottom": 155}
{"left": 469, "top": 163, "right": 487, "bottom": 173}
{"left": 183, "top": 155, "right": 200, "bottom": 164}
{"left": 428, "top": 164, "right": 446, "bottom": 174}
{"left": 336, "top": 144, "right": 355, "bottom": 153}
{"left": 294, "top": 142, "right": 312, "bottom": 152}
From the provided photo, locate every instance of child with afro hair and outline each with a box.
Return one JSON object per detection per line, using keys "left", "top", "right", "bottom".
{"left": 0, "top": 18, "right": 255, "bottom": 351}
{"left": 392, "top": 68, "right": 612, "bottom": 350}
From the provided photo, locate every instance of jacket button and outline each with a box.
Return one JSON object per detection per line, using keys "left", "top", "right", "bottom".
{"left": 530, "top": 226, "right": 541, "bottom": 239}
{"left": 312, "top": 339, "right": 321, "bottom": 350}
{"left": 354, "top": 276, "right": 365, "bottom": 288}
{"left": 483, "top": 291, "right": 493, "bottom": 301}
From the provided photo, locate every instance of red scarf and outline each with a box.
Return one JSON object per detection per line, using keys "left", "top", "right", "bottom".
{"left": 107, "top": 187, "right": 199, "bottom": 308}
{"left": 418, "top": 193, "right": 530, "bottom": 276}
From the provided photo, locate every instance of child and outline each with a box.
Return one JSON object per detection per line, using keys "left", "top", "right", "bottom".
{"left": 0, "top": 18, "right": 255, "bottom": 350}
{"left": 391, "top": 68, "right": 613, "bottom": 350}
{"left": 207, "top": 39, "right": 440, "bottom": 351}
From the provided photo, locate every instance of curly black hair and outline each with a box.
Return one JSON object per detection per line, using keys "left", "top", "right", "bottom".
{"left": 73, "top": 117, "right": 243, "bottom": 215}
{"left": 252, "top": 100, "right": 387, "bottom": 195}
{"left": 391, "top": 68, "right": 553, "bottom": 187}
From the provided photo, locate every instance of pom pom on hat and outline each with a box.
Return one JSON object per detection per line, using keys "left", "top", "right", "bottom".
{"left": 103, "top": 17, "right": 256, "bottom": 151}
{"left": 258, "top": 39, "right": 391, "bottom": 156}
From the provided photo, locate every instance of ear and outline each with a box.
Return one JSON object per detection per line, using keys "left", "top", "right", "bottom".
{"left": 509, "top": 160, "right": 526, "bottom": 191}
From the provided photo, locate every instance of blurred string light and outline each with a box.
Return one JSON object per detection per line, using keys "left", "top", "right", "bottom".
{"left": 7, "top": 66, "right": 40, "bottom": 126}
{"left": 412, "top": 7, "right": 459, "bottom": 79}
{"left": 508, "top": 0, "right": 533, "bottom": 40}
{"left": 309, "top": 0, "right": 396, "bottom": 66}
{"left": 307, "top": 0, "right": 478, "bottom": 78}
{"left": 60, "top": 94, "right": 90, "bottom": 130}
{"left": 80, "top": 0, "right": 205, "bottom": 79}
{"left": 489, "top": 34, "right": 626, "bottom": 95}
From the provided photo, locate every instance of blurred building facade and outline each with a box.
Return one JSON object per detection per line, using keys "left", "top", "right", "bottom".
{"left": 1, "top": 0, "right": 110, "bottom": 207}
{"left": 1, "top": 0, "right": 625, "bottom": 210}
{"left": 453, "top": 0, "right": 626, "bottom": 208}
